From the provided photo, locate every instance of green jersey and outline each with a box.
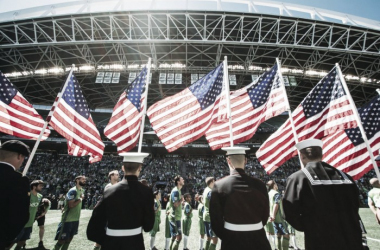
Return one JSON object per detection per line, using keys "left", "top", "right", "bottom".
{"left": 62, "top": 186, "right": 84, "bottom": 222}
{"left": 154, "top": 199, "right": 161, "bottom": 219}
{"left": 183, "top": 201, "right": 193, "bottom": 219}
{"left": 368, "top": 187, "right": 380, "bottom": 207}
{"left": 25, "top": 193, "right": 43, "bottom": 227}
{"left": 268, "top": 189, "right": 285, "bottom": 223}
{"left": 198, "top": 203, "right": 204, "bottom": 220}
{"left": 169, "top": 186, "right": 182, "bottom": 221}
{"left": 203, "top": 186, "right": 212, "bottom": 222}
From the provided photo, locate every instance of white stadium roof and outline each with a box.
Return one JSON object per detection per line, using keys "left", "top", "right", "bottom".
{"left": 1, "top": 0, "right": 379, "bottom": 31}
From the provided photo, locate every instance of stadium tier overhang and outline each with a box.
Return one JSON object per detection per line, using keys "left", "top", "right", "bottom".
{"left": 0, "top": 0, "right": 380, "bottom": 155}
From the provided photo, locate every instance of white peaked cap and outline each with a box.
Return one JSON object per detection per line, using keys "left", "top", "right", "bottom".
{"left": 295, "top": 139, "right": 323, "bottom": 151}
{"left": 221, "top": 147, "right": 250, "bottom": 155}
{"left": 120, "top": 152, "right": 149, "bottom": 163}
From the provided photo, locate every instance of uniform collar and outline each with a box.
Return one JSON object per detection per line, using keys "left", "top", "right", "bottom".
{"left": 0, "top": 161, "right": 16, "bottom": 171}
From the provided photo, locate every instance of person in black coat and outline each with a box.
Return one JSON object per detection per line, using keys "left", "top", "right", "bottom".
{"left": 87, "top": 153, "right": 155, "bottom": 250}
{"left": 0, "top": 140, "right": 30, "bottom": 250}
{"left": 283, "top": 139, "right": 363, "bottom": 250}
{"left": 210, "top": 147, "right": 271, "bottom": 250}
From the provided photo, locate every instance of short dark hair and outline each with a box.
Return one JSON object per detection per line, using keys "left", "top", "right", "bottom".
{"left": 184, "top": 193, "right": 191, "bottom": 200}
{"left": 30, "top": 180, "right": 44, "bottom": 189}
{"left": 174, "top": 175, "right": 182, "bottom": 186}
{"left": 153, "top": 190, "right": 160, "bottom": 197}
{"left": 123, "top": 162, "right": 141, "bottom": 173}
{"left": 300, "top": 146, "right": 323, "bottom": 161}
{"left": 266, "top": 180, "right": 276, "bottom": 191}
{"left": 206, "top": 177, "right": 215, "bottom": 186}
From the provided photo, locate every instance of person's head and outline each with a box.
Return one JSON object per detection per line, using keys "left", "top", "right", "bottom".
{"left": 108, "top": 170, "right": 119, "bottom": 183}
{"left": 198, "top": 195, "right": 203, "bottom": 204}
{"left": 295, "top": 139, "right": 323, "bottom": 165}
{"left": 266, "top": 180, "right": 278, "bottom": 191}
{"left": 184, "top": 193, "right": 191, "bottom": 202}
{"left": 370, "top": 178, "right": 380, "bottom": 188}
{"left": 75, "top": 176, "right": 86, "bottom": 187}
{"left": 194, "top": 193, "right": 199, "bottom": 202}
{"left": 174, "top": 175, "right": 184, "bottom": 187}
{"left": 122, "top": 162, "right": 142, "bottom": 176}
{"left": 30, "top": 180, "right": 44, "bottom": 192}
{"left": 153, "top": 190, "right": 161, "bottom": 200}
{"left": 0, "top": 140, "right": 30, "bottom": 170}
{"left": 206, "top": 177, "right": 215, "bottom": 188}
{"left": 222, "top": 147, "right": 249, "bottom": 170}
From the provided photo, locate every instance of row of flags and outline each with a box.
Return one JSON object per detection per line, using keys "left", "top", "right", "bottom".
{"left": 1, "top": 58, "right": 379, "bottom": 180}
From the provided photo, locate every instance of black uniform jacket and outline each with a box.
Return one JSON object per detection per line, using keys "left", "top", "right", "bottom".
{"left": 87, "top": 175, "right": 155, "bottom": 250}
{"left": 210, "top": 168, "right": 271, "bottom": 250}
{"left": 0, "top": 162, "right": 30, "bottom": 249}
{"left": 283, "top": 161, "right": 362, "bottom": 250}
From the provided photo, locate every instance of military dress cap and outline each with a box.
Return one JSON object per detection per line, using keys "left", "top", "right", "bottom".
{"left": 295, "top": 139, "right": 323, "bottom": 151}
{"left": 120, "top": 152, "right": 149, "bottom": 163}
{"left": 0, "top": 140, "right": 30, "bottom": 157}
{"left": 221, "top": 146, "right": 250, "bottom": 155}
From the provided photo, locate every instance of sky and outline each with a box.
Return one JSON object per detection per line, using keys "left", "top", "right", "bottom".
{"left": 281, "top": 0, "right": 380, "bottom": 21}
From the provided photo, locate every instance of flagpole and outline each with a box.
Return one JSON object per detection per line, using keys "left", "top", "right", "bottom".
{"left": 223, "top": 56, "right": 234, "bottom": 147}
{"left": 23, "top": 65, "right": 76, "bottom": 176}
{"left": 336, "top": 63, "right": 380, "bottom": 180}
{"left": 138, "top": 58, "right": 151, "bottom": 153}
{"left": 276, "top": 58, "right": 304, "bottom": 168}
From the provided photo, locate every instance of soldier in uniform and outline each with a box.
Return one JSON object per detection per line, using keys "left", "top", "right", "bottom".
{"left": 210, "top": 147, "right": 271, "bottom": 250}
{"left": 182, "top": 193, "right": 193, "bottom": 250}
{"left": 87, "top": 153, "right": 155, "bottom": 250}
{"left": 283, "top": 139, "right": 363, "bottom": 250}
{"left": 149, "top": 190, "right": 161, "bottom": 250}
{"left": 0, "top": 140, "right": 30, "bottom": 250}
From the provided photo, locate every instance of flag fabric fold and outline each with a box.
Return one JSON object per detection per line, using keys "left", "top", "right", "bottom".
{"left": 257, "top": 66, "right": 357, "bottom": 174}
{"left": 322, "top": 95, "right": 380, "bottom": 180}
{"left": 0, "top": 71, "right": 50, "bottom": 140}
{"left": 48, "top": 73, "right": 104, "bottom": 163}
{"left": 147, "top": 63, "right": 224, "bottom": 152}
{"left": 104, "top": 67, "right": 148, "bottom": 153}
{"left": 205, "top": 63, "right": 287, "bottom": 150}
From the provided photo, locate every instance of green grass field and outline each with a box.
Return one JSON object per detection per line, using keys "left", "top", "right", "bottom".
{"left": 19, "top": 208, "right": 380, "bottom": 250}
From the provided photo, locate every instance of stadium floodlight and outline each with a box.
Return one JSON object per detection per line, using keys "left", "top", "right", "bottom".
{"left": 128, "top": 64, "right": 140, "bottom": 69}
{"left": 35, "top": 69, "right": 48, "bottom": 75}
{"left": 79, "top": 65, "right": 95, "bottom": 71}
{"left": 65, "top": 67, "right": 78, "bottom": 72}
{"left": 228, "top": 65, "right": 244, "bottom": 70}
{"left": 48, "top": 67, "right": 64, "bottom": 74}
{"left": 249, "top": 65, "right": 264, "bottom": 71}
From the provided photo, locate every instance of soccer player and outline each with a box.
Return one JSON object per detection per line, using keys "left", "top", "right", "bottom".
{"left": 164, "top": 194, "right": 172, "bottom": 250}
{"left": 203, "top": 177, "right": 218, "bottom": 250}
{"left": 283, "top": 139, "right": 363, "bottom": 250}
{"left": 14, "top": 180, "right": 44, "bottom": 250}
{"left": 0, "top": 140, "right": 30, "bottom": 250}
{"left": 35, "top": 198, "right": 51, "bottom": 250}
{"left": 169, "top": 175, "right": 185, "bottom": 250}
{"left": 197, "top": 195, "right": 205, "bottom": 250}
{"left": 267, "top": 180, "right": 289, "bottom": 250}
{"left": 182, "top": 193, "right": 193, "bottom": 250}
{"left": 150, "top": 190, "right": 162, "bottom": 250}
{"left": 368, "top": 178, "right": 380, "bottom": 225}
{"left": 53, "top": 176, "right": 86, "bottom": 250}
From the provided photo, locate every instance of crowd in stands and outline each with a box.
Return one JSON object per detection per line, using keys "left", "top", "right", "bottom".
{"left": 22, "top": 152, "right": 375, "bottom": 209}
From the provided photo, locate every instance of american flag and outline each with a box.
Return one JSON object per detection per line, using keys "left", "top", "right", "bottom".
{"left": 104, "top": 67, "right": 148, "bottom": 153}
{"left": 0, "top": 71, "right": 50, "bottom": 140}
{"left": 322, "top": 95, "right": 380, "bottom": 180}
{"left": 205, "top": 63, "right": 287, "bottom": 150}
{"left": 257, "top": 66, "right": 357, "bottom": 174}
{"left": 48, "top": 73, "right": 104, "bottom": 163}
{"left": 147, "top": 63, "right": 224, "bottom": 152}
